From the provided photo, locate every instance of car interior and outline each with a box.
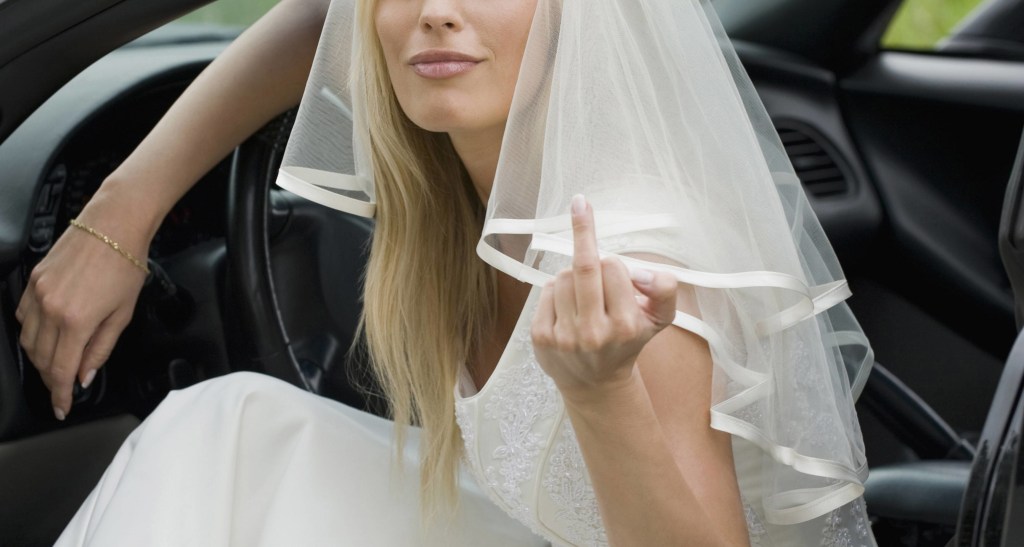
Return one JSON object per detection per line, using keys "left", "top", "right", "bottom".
{"left": 1, "top": 0, "right": 1023, "bottom": 545}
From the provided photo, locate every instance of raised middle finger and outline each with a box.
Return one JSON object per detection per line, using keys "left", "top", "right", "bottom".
{"left": 571, "top": 195, "right": 604, "bottom": 319}
{"left": 554, "top": 269, "right": 578, "bottom": 325}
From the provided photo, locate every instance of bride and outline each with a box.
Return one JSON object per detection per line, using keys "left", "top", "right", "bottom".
{"left": 24, "top": 0, "right": 877, "bottom": 545}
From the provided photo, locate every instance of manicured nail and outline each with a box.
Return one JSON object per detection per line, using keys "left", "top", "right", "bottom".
{"left": 82, "top": 369, "right": 97, "bottom": 389}
{"left": 572, "top": 194, "right": 586, "bottom": 216}
{"left": 53, "top": 407, "right": 66, "bottom": 421}
{"left": 631, "top": 268, "right": 654, "bottom": 285}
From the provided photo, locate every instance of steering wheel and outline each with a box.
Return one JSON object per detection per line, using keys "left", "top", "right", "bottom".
{"left": 224, "top": 110, "right": 382, "bottom": 414}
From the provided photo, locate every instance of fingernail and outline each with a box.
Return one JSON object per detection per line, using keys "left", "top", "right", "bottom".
{"left": 571, "top": 194, "right": 586, "bottom": 216}
{"left": 53, "top": 406, "right": 66, "bottom": 421}
{"left": 631, "top": 268, "right": 654, "bottom": 285}
{"left": 82, "top": 369, "right": 97, "bottom": 389}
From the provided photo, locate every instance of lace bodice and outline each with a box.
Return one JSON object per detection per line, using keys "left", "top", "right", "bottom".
{"left": 455, "top": 288, "right": 607, "bottom": 546}
{"left": 453, "top": 287, "right": 876, "bottom": 547}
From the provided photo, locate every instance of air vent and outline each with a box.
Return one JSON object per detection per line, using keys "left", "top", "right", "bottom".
{"left": 775, "top": 123, "right": 851, "bottom": 198}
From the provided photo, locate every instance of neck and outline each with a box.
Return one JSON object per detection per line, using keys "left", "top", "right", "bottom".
{"left": 448, "top": 124, "right": 532, "bottom": 389}
{"left": 448, "top": 124, "right": 504, "bottom": 206}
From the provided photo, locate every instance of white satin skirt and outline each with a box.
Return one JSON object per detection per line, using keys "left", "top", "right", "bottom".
{"left": 54, "top": 371, "right": 548, "bottom": 546}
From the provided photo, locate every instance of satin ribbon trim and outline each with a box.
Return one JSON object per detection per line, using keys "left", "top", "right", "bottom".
{"left": 711, "top": 412, "right": 869, "bottom": 524}
{"left": 275, "top": 167, "right": 376, "bottom": 218}
{"left": 522, "top": 231, "right": 850, "bottom": 336}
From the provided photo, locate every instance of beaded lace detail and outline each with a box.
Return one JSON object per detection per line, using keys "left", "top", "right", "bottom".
{"left": 541, "top": 418, "right": 608, "bottom": 546}
{"left": 454, "top": 403, "right": 479, "bottom": 471}
{"left": 479, "top": 325, "right": 560, "bottom": 522}
{"left": 452, "top": 282, "right": 876, "bottom": 546}
{"left": 740, "top": 495, "right": 873, "bottom": 547}
{"left": 743, "top": 499, "right": 768, "bottom": 547}
{"left": 822, "top": 497, "right": 871, "bottom": 547}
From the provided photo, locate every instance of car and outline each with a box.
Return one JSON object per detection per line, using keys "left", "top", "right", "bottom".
{"left": 0, "top": 0, "right": 1022, "bottom": 545}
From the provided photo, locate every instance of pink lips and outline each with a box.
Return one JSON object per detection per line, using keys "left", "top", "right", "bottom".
{"left": 409, "top": 49, "right": 481, "bottom": 79}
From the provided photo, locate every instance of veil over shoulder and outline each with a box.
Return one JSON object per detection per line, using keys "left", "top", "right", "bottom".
{"left": 276, "top": 0, "right": 875, "bottom": 530}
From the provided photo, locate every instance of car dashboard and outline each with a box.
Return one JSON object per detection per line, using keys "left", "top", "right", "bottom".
{"left": 0, "top": 38, "right": 236, "bottom": 439}
{"left": 26, "top": 81, "right": 228, "bottom": 261}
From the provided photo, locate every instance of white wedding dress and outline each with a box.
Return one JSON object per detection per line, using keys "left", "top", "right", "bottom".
{"left": 248, "top": 0, "right": 880, "bottom": 538}
{"left": 55, "top": 282, "right": 877, "bottom": 547}
{"left": 54, "top": 370, "right": 546, "bottom": 547}
{"left": 455, "top": 287, "right": 877, "bottom": 547}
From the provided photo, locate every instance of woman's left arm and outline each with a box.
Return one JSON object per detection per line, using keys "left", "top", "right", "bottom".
{"left": 531, "top": 195, "right": 749, "bottom": 547}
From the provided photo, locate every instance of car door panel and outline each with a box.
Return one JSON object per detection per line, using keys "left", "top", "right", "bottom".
{"left": 736, "top": 43, "right": 885, "bottom": 266}
{"left": 837, "top": 51, "right": 1024, "bottom": 440}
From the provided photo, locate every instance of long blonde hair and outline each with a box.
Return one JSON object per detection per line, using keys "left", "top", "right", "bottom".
{"left": 354, "top": 0, "right": 497, "bottom": 517}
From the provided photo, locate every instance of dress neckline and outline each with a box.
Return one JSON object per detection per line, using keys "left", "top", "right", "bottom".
{"left": 455, "top": 285, "right": 541, "bottom": 403}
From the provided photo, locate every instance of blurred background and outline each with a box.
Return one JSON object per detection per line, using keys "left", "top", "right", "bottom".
{"left": 883, "top": 0, "right": 988, "bottom": 49}
{"left": 176, "top": 0, "right": 991, "bottom": 52}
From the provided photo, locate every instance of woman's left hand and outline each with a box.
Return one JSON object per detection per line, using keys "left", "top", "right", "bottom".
{"left": 531, "top": 195, "right": 679, "bottom": 403}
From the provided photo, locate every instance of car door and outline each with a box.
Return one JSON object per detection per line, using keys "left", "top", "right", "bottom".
{"left": 836, "top": 0, "right": 1024, "bottom": 463}
{"left": 717, "top": 0, "right": 1024, "bottom": 468}
{"left": 0, "top": 2, "right": 217, "bottom": 544}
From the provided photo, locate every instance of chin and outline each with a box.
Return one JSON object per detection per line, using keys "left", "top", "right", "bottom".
{"left": 412, "top": 116, "right": 471, "bottom": 134}
{"left": 409, "top": 111, "right": 480, "bottom": 134}
{"left": 400, "top": 92, "right": 498, "bottom": 134}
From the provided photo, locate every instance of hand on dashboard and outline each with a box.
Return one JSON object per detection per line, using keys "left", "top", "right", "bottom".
{"left": 14, "top": 202, "right": 151, "bottom": 421}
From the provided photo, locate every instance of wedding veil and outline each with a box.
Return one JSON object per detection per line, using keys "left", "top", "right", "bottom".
{"left": 275, "top": 0, "right": 875, "bottom": 527}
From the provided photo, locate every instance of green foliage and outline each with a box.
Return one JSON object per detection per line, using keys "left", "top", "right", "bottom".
{"left": 175, "top": 0, "right": 988, "bottom": 52}
{"left": 882, "top": 0, "right": 988, "bottom": 50}
{"left": 176, "top": 0, "right": 281, "bottom": 28}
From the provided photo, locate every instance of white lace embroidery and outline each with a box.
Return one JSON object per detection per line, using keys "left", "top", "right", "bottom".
{"left": 456, "top": 396, "right": 544, "bottom": 540}
{"left": 480, "top": 321, "right": 561, "bottom": 523}
{"left": 541, "top": 418, "right": 608, "bottom": 546}
{"left": 743, "top": 499, "right": 768, "bottom": 547}
{"left": 822, "top": 497, "right": 871, "bottom": 547}
{"left": 453, "top": 274, "right": 877, "bottom": 546}
{"left": 454, "top": 403, "right": 480, "bottom": 472}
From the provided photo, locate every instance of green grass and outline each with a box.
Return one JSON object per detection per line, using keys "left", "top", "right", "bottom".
{"left": 175, "top": 0, "right": 281, "bottom": 27}
{"left": 882, "top": 0, "right": 988, "bottom": 50}
{"left": 175, "top": 0, "right": 989, "bottom": 51}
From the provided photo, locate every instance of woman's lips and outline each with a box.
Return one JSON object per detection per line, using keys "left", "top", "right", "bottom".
{"left": 411, "top": 61, "right": 479, "bottom": 79}
{"left": 408, "top": 50, "right": 481, "bottom": 79}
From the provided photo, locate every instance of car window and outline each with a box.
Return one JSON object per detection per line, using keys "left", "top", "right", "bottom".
{"left": 173, "top": 0, "right": 1002, "bottom": 56}
{"left": 175, "top": 0, "right": 281, "bottom": 28}
{"left": 882, "top": 0, "right": 989, "bottom": 51}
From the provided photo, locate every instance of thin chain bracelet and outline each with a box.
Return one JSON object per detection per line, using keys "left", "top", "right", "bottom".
{"left": 68, "top": 218, "right": 151, "bottom": 276}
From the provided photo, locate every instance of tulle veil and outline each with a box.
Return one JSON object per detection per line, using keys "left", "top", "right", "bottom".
{"left": 275, "top": 0, "right": 875, "bottom": 528}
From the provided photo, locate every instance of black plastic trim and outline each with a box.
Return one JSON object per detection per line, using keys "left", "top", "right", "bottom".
{"left": 0, "top": 42, "right": 227, "bottom": 266}
{"left": 0, "top": 0, "right": 214, "bottom": 143}
{"left": 841, "top": 52, "right": 1024, "bottom": 113}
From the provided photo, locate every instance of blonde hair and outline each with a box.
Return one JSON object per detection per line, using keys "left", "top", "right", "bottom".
{"left": 353, "top": 0, "right": 496, "bottom": 518}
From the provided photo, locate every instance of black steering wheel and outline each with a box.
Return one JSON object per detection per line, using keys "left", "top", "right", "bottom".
{"left": 224, "top": 109, "right": 382, "bottom": 414}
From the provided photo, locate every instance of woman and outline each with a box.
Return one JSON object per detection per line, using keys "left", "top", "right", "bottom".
{"left": 27, "top": 0, "right": 877, "bottom": 545}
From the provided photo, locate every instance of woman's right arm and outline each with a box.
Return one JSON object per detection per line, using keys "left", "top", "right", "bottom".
{"left": 14, "top": 0, "right": 331, "bottom": 421}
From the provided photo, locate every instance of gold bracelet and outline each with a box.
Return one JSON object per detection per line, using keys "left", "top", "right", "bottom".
{"left": 68, "top": 218, "right": 151, "bottom": 276}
